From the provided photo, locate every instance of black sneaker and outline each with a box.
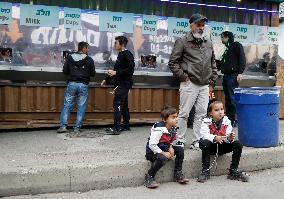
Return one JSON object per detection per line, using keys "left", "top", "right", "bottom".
{"left": 144, "top": 174, "right": 159, "bottom": 189}
{"left": 104, "top": 127, "right": 122, "bottom": 135}
{"left": 197, "top": 170, "right": 210, "bottom": 183}
{"left": 57, "top": 127, "right": 68, "bottom": 134}
{"left": 227, "top": 169, "right": 249, "bottom": 182}
{"left": 174, "top": 170, "right": 189, "bottom": 184}
{"left": 121, "top": 126, "right": 131, "bottom": 131}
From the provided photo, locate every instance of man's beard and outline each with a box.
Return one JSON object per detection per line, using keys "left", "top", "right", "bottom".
{"left": 192, "top": 31, "right": 204, "bottom": 39}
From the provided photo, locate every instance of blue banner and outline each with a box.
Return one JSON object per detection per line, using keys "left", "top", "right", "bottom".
{"left": 209, "top": 21, "right": 226, "bottom": 42}
{"left": 229, "top": 23, "right": 254, "bottom": 45}
{"left": 167, "top": 17, "right": 188, "bottom": 37}
{"left": 142, "top": 15, "right": 158, "bottom": 35}
{"left": 99, "top": 11, "right": 133, "bottom": 33}
{"left": 0, "top": 2, "right": 12, "bottom": 25}
{"left": 20, "top": 4, "right": 59, "bottom": 27}
{"left": 64, "top": 7, "right": 81, "bottom": 29}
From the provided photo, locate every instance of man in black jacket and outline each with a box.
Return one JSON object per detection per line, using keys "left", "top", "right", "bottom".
{"left": 57, "top": 42, "right": 96, "bottom": 134}
{"left": 217, "top": 31, "right": 246, "bottom": 127}
{"left": 101, "top": 36, "right": 135, "bottom": 135}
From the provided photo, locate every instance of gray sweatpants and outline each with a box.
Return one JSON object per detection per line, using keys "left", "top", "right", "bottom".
{"left": 176, "top": 80, "right": 209, "bottom": 144}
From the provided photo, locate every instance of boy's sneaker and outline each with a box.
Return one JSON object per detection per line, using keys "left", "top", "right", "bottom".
{"left": 227, "top": 169, "right": 249, "bottom": 182}
{"left": 57, "top": 127, "right": 68, "bottom": 134}
{"left": 175, "top": 141, "right": 184, "bottom": 148}
{"left": 174, "top": 170, "right": 189, "bottom": 184}
{"left": 144, "top": 174, "right": 159, "bottom": 189}
{"left": 197, "top": 170, "right": 210, "bottom": 183}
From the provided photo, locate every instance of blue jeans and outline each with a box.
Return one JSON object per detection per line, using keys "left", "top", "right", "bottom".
{"left": 222, "top": 74, "right": 239, "bottom": 122}
{"left": 60, "top": 82, "right": 89, "bottom": 130}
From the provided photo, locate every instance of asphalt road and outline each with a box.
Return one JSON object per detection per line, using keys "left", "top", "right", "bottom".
{"left": 4, "top": 167, "right": 284, "bottom": 199}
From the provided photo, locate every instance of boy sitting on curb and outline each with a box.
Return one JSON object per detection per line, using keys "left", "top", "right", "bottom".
{"left": 145, "top": 106, "right": 189, "bottom": 189}
{"left": 198, "top": 101, "right": 249, "bottom": 183}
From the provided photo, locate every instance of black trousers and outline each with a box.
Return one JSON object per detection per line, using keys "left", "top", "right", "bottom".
{"left": 199, "top": 139, "right": 243, "bottom": 171}
{"left": 113, "top": 86, "right": 130, "bottom": 129}
{"left": 145, "top": 146, "right": 184, "bottom": 177}
{"left": 222, "top": 74, "right": 239, "bottom": 122}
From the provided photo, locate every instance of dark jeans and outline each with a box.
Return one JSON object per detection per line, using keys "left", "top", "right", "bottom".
{"left": 222, "top": 74, "right": 239, "bottom": 122}
{"left": 145, "top": 146, "right": 184, "bottom": 177}
{"left": 199, "top": 139, "right": 243, "bottom": 171}
{"left": 113, "top": 86, "right": 130, "bottom": 129}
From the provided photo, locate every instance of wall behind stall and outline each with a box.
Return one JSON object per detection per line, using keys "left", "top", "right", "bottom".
{"left": 0, "top": 0, "right": 281, "bottom": 129}
{"left": 0, "top": 1, "right": 280, "bottom": 82}
{"left": 5, "top": 0, "right": 275, "bottom": 25}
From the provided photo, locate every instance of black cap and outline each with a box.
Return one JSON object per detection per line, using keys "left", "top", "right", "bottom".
{"left": 189, "top": 13, "right": 208, "bottom": 24}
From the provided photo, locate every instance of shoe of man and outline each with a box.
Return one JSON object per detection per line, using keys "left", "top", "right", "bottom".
{"left": 57, "top": 126, "right": 68, "bottom": 134}
{"left": 227, "top": 169, "right": 249, "bottom": 182}
{"left": 144, "top": 174, "right": 159, "bottom": 189}
{"left": 69, "top": 129, "right": 82, "bottom": 138}
{"left": 121, "top": 126, "right": 131, "bottom": 131}
{"left": 174, "top": 170, "right": 189, "bottom": 184}
{"left": 104, "top": 127, "right": 122, "bottom": 135}
{"left": 106, "top": 126, "right": 130, "bottom": 132}
{"left": 73, "top": 128, "right": 82, "bottom": 133}
{"left": 197, "top": 170, "right": 210, "bottom": 183}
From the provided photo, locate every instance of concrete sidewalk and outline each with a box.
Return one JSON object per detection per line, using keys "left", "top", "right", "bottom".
{"left": 0, "top": 122, "right": 284, "bottom": 197}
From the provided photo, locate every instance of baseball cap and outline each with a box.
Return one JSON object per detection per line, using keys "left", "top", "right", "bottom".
{"left": 189, "top": 13, "right": 208, "bottom": 24}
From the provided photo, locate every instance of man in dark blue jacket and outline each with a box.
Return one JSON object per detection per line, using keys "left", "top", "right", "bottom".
{"left": 57, "top": 42, "right": 95, "bottom": 135}
{"left": 217, "top": 31, "right": 246, "bottom": 127}
{"left": 101, "top": 36, "right": 135, "bottom": 135}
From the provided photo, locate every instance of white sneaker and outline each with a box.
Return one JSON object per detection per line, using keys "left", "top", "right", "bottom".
{"left": 175, "top": 141, "right": 185, "bottom": 148}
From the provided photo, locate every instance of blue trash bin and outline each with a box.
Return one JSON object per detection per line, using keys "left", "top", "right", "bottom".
{"left": 234, "top": 87, "right": 280, "bottom": 148}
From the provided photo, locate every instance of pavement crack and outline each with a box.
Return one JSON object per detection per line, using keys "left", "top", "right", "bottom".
{"left": 67, "top": 166, "right": 72, "bottom": 191}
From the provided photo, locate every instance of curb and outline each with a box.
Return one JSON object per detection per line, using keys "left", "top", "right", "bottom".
{"left": 1, "top": 146, "right": 284, "bottom": 197}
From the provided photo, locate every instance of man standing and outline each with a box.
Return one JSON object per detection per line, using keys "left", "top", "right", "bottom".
{"left": 217, "top": 31, "right": 246, "bottom": 127}
{"left": 101, "top": 36, "right": 135, "bottom": 135}
{"left": 57, "top": 42, "right": 96, "bottom": 135}
{"left": 168, "top": 13, "right": 218, "bottom": 150}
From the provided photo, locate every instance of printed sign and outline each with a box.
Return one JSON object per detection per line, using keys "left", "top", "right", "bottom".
{"left": 167, "top": 17, "right": 188, "bottom": 37}
{"left": 64, "top": 7, "right": 81, "bottom": 29}
{"left": 20, "top": 4, "right": 59, "bottom": 27}
{"left": 0, "top": 2, "right": 12, "bottom": 24}
{"left": 142, "top": 15, "right": 157, "bottom": 35}
{"left": 229, "top": 23, "right": 254, "bottom": 44}
{"left": 99, "top": 11, "right": 133, "bottom": 33}
{"left": 267, "top": 27, "right": 279, "bottom": 45}
{"left": 209, "top": 21, "right": 225, "bottom": 42}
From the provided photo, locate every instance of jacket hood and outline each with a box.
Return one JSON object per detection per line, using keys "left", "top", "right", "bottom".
{"left": 222, "top": 31, "right": 234, "bottom": 45}
{"left": 70, "top": 53, "right": 88, "bottom": 68}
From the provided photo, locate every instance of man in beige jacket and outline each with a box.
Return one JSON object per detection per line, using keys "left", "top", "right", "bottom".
{"left": 168, "top": 13, "right": 218, "bottom": 150}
